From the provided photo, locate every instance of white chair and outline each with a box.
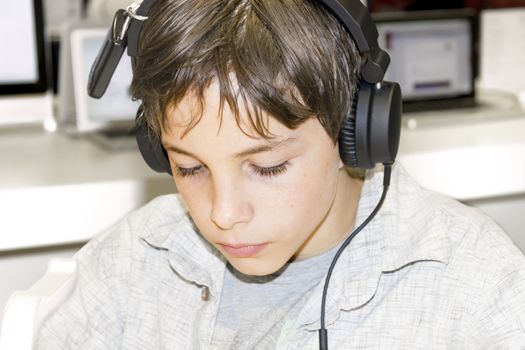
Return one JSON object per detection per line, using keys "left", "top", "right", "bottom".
{"left": 0, "top": 258, "right": 78, "bottom": 350}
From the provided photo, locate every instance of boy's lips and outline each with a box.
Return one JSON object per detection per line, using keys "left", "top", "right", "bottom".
{"left": 216, "top": 242, "right": 269, "bottom": 258}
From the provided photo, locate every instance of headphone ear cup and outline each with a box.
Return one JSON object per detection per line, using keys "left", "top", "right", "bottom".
{"left": 368, "top": 81, "right": 402, "bottom": 166}
{"left": 338, "top": 87, "right": 360, "bottom": 168}
{"left": 135, "top": 109, "right": 172, "bottom": 175}
{"left": 338, "top": 81, "right": 402, "bottom": 169}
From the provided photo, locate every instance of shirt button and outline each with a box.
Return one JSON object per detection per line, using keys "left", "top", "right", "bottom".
{"left": 201, "top": 286, "right": 210, "bottom": 301}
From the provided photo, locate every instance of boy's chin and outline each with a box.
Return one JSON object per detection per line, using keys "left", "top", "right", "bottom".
{"left": 226, "top": 256, "right": 286, "bottom": 277}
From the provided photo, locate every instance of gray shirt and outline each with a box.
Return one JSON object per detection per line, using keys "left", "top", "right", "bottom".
{"left": 214, "top": 241, "right": 342, "bottom": 348}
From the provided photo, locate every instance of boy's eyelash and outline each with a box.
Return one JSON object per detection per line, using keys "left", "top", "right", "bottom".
{"left": 175, "top": 165, "right": 204, "bottom": 178}
{"left": 250, "top": 161, "right": 289, "bottom": 178}
{"left": 174, "top": 162, "right": 289, "bottom": 179}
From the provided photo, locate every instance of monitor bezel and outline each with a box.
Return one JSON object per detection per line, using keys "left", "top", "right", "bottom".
{"left": 0, "top": 0, "right": 48, "bottom": 95}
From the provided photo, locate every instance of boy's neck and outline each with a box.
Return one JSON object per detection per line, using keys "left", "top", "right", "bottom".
{"left": 293, "top": 167, "right": 364, "bottom": 260}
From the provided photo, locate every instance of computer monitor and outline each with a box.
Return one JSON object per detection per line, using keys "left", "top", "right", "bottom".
{"left": 0, "top": 0, "right": 47, "bottom": 95}
{"left": 58, "top": 23, "right": 139, "bottom": 134}
{"left": 373, "top": 10, "right": 477, "bottom": 111}
{"left": 0, "top": 0, "right": 51, "bottom": 124}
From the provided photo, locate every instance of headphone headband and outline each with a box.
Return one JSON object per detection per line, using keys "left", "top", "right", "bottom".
{"left": 88, "top": 0, "right": 391, "bottom": 98}
{"left": 313, "top": 0, "right": 390, "bottom": 83}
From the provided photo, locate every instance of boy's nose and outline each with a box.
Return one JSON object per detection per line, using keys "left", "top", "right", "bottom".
{"left": 210, "top": 179, "right": 253, "bottom": 230}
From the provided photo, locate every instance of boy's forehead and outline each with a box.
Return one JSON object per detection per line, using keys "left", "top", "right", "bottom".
{"left": 161, "top": 89, "right": 333, "bottom": 164}
{"left": 163, "top": 81, "right": 275, "bottom": 141}
{"left": 161, "top": 80, "right": 331, "bottom": 154}
{"left": 166, "top": 82, "right": 221, "bottom": 128}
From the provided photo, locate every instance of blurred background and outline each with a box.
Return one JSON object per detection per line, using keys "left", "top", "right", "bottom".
{"left": 1, "top": 0, "right": 525, "bottom": 321}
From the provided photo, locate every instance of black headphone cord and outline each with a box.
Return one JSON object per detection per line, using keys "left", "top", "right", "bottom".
{"left": 318, "top": 163, "right": 392, "bottom": 350}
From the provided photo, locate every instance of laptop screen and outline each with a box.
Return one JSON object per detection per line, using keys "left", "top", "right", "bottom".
{"left": 374, "top": 10, "right": 476, "bottom": 104}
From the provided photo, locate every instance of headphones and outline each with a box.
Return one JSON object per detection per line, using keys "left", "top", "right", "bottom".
{"left": 88, "top": 0, "right": 402, "bottom": 174}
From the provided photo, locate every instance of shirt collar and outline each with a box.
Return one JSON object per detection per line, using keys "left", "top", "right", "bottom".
{"left": 138, "top": 195, "right": 226, "bottom": 297}
{"left": 299, "top": 163, "right": 452, "bottom": 330}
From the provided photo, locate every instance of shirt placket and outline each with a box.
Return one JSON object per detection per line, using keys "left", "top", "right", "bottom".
{"left": 194, "top": 284, "right": 223, "bottom": 349}
{"left": 166, "top": 250, "right": 225, "bottom": 349}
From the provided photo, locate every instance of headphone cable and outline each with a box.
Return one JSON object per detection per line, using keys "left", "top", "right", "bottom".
{"left": 319, "top": 163, "right": 392, "bottom": 350}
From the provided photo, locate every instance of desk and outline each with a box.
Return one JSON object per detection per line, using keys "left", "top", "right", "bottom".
{"left": 398, "top": 108, "right": 525, "bottom": 252}
{"left": 399, "top": 109, "right": 525, "bottom": 201}
{"left": 0, "top": 127, "right": 175, "bottom": 251}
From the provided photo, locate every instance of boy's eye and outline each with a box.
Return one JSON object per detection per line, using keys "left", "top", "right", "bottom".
{"left": 175, "top": 165, "right": 204, "bottom": 178}
{"left": 174, "top": 161, "right": 289, "bottom": 179}
{"left": 250, "top": 161, "right": 289, "bottom": 178}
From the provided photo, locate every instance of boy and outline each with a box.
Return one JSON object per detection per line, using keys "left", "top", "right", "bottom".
{"left": 38, "top": 0, "right": 525, "bottom": 348}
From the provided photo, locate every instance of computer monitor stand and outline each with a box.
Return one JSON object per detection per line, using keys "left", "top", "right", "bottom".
{"left": 88, "top": 128, "right": 138, "bottom": 151}
{"left": 0, "top": 93, "right": 53, "bottom": 126}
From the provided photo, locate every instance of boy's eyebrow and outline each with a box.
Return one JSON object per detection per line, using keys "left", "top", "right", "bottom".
{"left": 162, "top": 137, "right": 298, "bottom": 159}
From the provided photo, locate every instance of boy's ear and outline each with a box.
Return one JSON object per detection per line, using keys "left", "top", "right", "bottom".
{"left": 335, "top": 141, "right": 345, "bottom": 169}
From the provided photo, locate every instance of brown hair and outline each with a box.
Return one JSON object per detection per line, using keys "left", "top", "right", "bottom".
{"left": 131, "top": 0, "right": 363, "bottom": 142}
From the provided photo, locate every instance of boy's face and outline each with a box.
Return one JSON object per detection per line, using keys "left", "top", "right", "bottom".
{"left": 162, "top": 81, "right": 361, "bottom": 276}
